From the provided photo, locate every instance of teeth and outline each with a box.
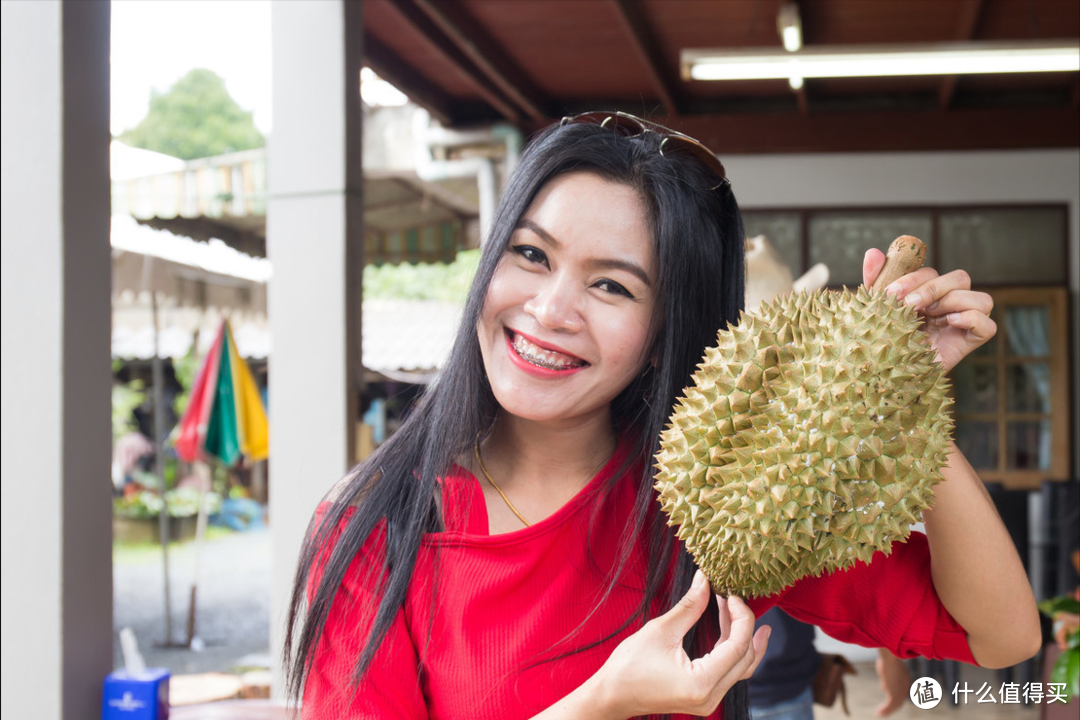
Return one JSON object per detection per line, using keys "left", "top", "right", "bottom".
{"left": 512, "top": 334, "right": 585, "bottom": 371}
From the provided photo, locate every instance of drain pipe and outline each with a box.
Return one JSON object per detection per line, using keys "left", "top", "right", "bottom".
{"left": 412, "top": 109, "right": 522, "bottom": 245}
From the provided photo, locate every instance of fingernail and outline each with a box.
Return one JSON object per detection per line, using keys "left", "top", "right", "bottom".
{"left": 904, "top": 292, "right": 922, "bottom": 308}
{"left": 692, "top": 570, "right": 705, "bottom": 589}
{"left": 884, "top": 282, "right": 903, "bottom": 297}
{"left": 947, "top": 312, "right": 959, "bottom": 323}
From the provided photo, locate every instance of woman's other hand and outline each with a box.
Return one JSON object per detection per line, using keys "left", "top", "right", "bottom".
{"left": 590, "top": 570, "right": 770, "bottom": 719}
{"left": 863, "top": 249, "right": 996, "bottom": 372}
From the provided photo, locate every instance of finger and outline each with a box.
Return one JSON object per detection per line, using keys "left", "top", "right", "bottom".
{"left": 862, "top": 248, "right": 886, "bottom": 288}
{"left": 740, "top": 625, "right": 772, "bottom": 680}
{"left": 943, "top": 310, "right": 997, "bottom": 345}
{"left": 922, "top": 289, "right": 993, "bottom": 317}
{"left": 698, "top": 601, "right": 767, "bottom": 698}
{"left": 656, "top": 569, "right": 711, "bottom": 640}
{"left": 881, "top": 267, "right": 939, "bottom": 304}
{"left": 894, "top": 269, "right": 971, "bottom": 312}
{"left": 717, "top": 593, "right": 732, "bottom": 640}
{"left": 695, "top": 597, "right": 758, "bottom": 680}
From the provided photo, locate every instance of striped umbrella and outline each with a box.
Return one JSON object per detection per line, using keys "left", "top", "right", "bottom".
{"left": 175, "top": 319, "right": 268, "bottom": 465}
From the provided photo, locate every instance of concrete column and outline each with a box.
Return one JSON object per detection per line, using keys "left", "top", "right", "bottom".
{"left": 267, "top": 0, "right": 363, "bottom": 697}
{"left": 1, "top": 1, "right": 113, "bottom": 718}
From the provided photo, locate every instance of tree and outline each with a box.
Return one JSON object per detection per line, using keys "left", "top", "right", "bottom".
{"left": 120, "top": 68, "right": 265, "bottom": 160}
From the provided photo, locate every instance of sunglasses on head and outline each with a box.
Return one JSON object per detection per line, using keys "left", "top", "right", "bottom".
{"left": 560, "top": 111, "right": 728, "bottom": 190}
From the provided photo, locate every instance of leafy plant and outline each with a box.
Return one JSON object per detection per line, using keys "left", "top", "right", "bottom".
{"left": 112, "top": 379, "right": 146, "bottom": 441}
{"left": 119, "top": 68, "right": 264, "bottom": 160}
{"left": 114, "top": 487, "right": 222, "bottom": 519}
{"left": 362, "top": 249, "right": 479, "bottom": 303}
{"left": 1039, "top": 594, "right": 1080, "bottom": 700}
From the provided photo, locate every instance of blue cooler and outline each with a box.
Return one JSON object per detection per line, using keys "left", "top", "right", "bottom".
{"left": 101, "top": 668, "right": 169, "bottom": 719}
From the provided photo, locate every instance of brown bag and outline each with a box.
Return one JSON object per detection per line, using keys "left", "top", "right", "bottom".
{"left": 812, "top": 653, "right": 858, "bottom": 715}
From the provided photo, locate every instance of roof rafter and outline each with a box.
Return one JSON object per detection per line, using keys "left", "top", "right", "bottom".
{"left": 672, "top": 106, "right": 1079, "bottom": 154}
{"left": 411, "top": 0, "right": 549, "bottom": 121}
{"left": 938, "top": 0, "right": 986, "bottom": 109}
{"left": 611, "top": 0, "right": 680, "bottom": 116}
{"left": 387, "top": 0, "right": 524, "bottom": 123}
{"left": 364, "top": 35, "right": 454, "bottom": 125}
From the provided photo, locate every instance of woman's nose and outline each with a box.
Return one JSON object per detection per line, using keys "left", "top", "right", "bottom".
{"left": 523, "top": 276, "right": 583, "bottom": 332}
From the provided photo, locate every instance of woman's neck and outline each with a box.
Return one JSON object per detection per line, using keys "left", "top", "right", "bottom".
{"left": 478, "top": 411, "right": 618, "bottom": 515}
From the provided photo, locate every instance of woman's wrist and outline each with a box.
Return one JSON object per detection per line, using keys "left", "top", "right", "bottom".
{"left": 530, "top": 668, "right": 628, "bottom": 720}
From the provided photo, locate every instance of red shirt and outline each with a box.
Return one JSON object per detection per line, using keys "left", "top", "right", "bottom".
{"left": 303, "top": 437, "right": 974, "bottom": 719}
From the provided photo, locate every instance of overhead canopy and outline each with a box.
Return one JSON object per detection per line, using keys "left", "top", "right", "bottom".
{"left": 362, "top": 0, "right": 1079, "bottom": 152}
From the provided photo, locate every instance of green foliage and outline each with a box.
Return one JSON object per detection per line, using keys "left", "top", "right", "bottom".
{"left": 114, "top": 487, "right": 222, "bottom": 520}
{"left": 362, "top": 249, "right": 480, "bottom": 303}
{"left": 112, "top": 380, "right": 146, "bottom": 441}
{"left": 120, "top": 68, "right": 265, "bottom": 160}
{"left": 172, "top": 348, "right": 200, "bottom": 419}
{"left": 1040, "top": 595, "right": 1080, "bottom": 700}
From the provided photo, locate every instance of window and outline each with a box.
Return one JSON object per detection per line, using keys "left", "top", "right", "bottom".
{"left": 741, "top": 204, "right": 1072, "bottom": 487}
{"left": 952, "top": 288, "right": 1071, "bottom": 488}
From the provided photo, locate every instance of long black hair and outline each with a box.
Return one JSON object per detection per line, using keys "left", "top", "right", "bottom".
{"left": 285, "top": 118, "right": 748, "bottom": 716}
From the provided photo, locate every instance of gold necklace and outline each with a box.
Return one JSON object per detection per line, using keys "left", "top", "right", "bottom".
{"left": 474, "top": 442, "right": 531, "bottom": 527}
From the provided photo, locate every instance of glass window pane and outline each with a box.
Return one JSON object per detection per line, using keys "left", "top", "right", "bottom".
{"left": 1006, "top": 363, "right": 1050, "bottom": 413}
{"left": 952, "top": 364, "right": 998, "bottom": 413}
{"left": 939, "top": 208, "right": 1066, "bottom": 284}
{"left": 1004, "top": 306, "right": 1050, "bottom": 357}
{"left": 955, "top": 421, "right": 998, "bottom": 471}
{"left": 808, "top": 211, "right": 933, "bottom": 287}
{"left": 1006, "top": 421, "right": 1051, "bottom": 470}
{"left": 742, "top": 212, "right": 802, "bottom": 274}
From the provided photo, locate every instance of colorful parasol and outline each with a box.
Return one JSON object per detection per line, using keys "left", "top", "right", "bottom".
{"left": 175, "top": 319, "right": 268, "bottom": 465}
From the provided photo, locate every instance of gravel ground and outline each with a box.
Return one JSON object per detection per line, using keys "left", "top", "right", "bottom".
{"left": 113, "top": 526, "right": 273, "bottom": 675}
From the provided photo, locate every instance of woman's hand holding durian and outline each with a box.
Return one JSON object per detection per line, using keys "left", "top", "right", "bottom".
{"left": 862, "top": 248, "right": 995, "bottom": 372}
{"left": 532, "top": 571, "right": 770, "bottom": 720}
{"left": 862, "top": 249, "right": 1041, "bottom": 669}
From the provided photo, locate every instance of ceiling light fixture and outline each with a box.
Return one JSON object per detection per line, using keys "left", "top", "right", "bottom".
{"left": 777, "top": 3, "right": 802, "bottom": 53}
{"left": 776, "top": 3, "right": 803, "bottom": 91}
{"left": 683, "top": 41, "right": 1080, "bottom": 82}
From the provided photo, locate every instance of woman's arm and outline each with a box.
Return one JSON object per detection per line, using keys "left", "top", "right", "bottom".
{"left": 531, "top": 570, "right": 770, "bottom": 720}
{"left": 863, "top": 250, "right": 1041, "bottom": 669}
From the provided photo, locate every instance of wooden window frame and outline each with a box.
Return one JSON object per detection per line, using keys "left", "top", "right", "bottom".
{"left": 953, "top": 287, "right": 1071, "bottom": 489}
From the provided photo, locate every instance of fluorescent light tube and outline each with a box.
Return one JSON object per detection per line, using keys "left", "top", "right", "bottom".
{"left": 684, "top": 41, "right": 1080, "bottom": 81}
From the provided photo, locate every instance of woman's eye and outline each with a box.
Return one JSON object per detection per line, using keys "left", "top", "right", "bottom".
{"left": 511, "top": 244, "right": 547, "bottom": 266}
{"left": 594, "top": 279, "right": 634, "bottom": 299}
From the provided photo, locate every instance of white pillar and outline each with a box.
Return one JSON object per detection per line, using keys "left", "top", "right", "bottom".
{"left": 1, "top": 1, "right": 113, "bottom": 718}
{"left": 268, "top": 0, "right": 363, "bottom": 697}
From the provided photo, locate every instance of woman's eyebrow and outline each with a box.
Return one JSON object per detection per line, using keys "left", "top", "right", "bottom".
{"left": 517, "top": 218, "right": 560, "bottom": 248}
{"left": 516, "top": 218, "right": 651, "bottom": 288}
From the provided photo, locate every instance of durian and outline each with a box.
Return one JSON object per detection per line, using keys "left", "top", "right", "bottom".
{"left": 654, "top": 283, "right": 953, "bottom": 598}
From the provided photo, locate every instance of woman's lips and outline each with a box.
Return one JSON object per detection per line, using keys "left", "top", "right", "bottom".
{"left": 505, "top": 330, "right": 588, "bottom": 373}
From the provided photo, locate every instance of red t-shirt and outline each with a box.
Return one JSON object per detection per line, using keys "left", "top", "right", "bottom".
{"left": 303, "top": 437, "right": 974, "bottom": 719}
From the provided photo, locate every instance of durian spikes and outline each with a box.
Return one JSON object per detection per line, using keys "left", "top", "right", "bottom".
{"left": 655, "top": 238, "right": 951, "bottom": 598}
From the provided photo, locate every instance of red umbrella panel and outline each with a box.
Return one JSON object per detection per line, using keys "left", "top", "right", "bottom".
{"left": 174, "top": 320, "right": 268, "bottom": 466}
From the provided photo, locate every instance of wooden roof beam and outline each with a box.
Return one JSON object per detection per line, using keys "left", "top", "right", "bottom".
{"left": 611, "top": 0, "right": 680, "bottom": 116}
{"left": 674, "top": 106, "right": 1079, "bottom": 154}
{"left": 411, "top": 0, "right": 549, "bottom": 121}
{"left": 939, "top": 0, "right": 986, "bottom": 110}
{"left": 364, "top": 36, "right": 454, "bottom": 126}
{"left": 388, "top": 0, "right": 524, "bottom": 124}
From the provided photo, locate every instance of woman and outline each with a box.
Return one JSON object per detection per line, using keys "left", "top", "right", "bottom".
{"left": 286, "top": 114, "right": 1040, "bottom": 719}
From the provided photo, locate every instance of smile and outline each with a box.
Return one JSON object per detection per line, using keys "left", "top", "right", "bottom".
{"left": 507, "top": 330, "right": 588, "bottom": 371}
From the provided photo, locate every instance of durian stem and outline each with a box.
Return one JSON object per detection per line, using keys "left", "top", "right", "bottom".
{"left": 871, "top": 236, "right": 927, "bottom": 291}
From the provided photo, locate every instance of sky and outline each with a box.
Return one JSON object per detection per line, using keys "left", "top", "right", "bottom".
{"left": 110, "top": 0, "right": 273, "bottom": 137}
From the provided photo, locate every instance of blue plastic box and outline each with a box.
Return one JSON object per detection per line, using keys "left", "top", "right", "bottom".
{"left": 101, "top": 668, "right": 170, "bottom": 719}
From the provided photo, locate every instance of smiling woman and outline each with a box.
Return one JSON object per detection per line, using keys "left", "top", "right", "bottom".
{"left": 285, "top": 113, "right": 1037, "bottom": 720}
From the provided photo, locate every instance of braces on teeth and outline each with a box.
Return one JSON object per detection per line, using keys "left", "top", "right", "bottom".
{"left": 512, "top": 335, "right": 583, "bottom": 370}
